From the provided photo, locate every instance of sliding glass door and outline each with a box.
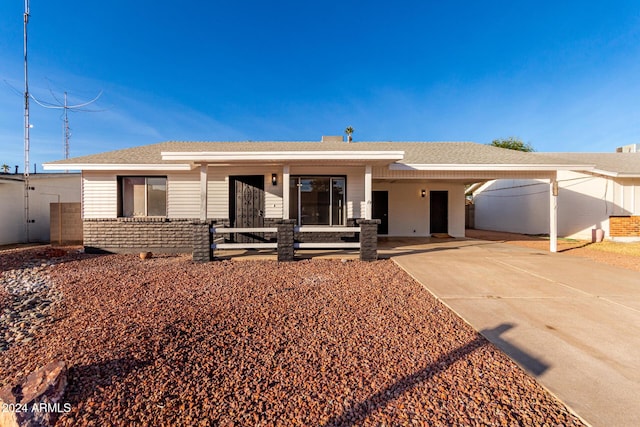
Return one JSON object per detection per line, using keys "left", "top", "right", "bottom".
{"left": 289, "top": 176, "right": 345, "bottom": 226}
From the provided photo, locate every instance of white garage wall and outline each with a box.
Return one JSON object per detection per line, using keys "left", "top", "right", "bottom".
{"left": 1, "top": 174, "right": 81, "bottom": 244}
{"left": 0, "top": 179, "right": 26, "bottom": 245}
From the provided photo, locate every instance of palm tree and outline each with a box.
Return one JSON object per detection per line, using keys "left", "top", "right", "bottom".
{"left": 345, "top": 126, "right": 354, "bottom": 142}
{"left": 1, "top": 164, "right": 9, "bottom": 174}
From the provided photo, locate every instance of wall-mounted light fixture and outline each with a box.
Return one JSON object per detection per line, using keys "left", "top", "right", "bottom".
{"left": 271, "top": 173, "right": 278, "bottom": 186}
{"left": 421, "top": 189, "right": 426, "bottom": 198}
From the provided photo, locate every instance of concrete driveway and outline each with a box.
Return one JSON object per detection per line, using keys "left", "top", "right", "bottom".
{"left": 390, "top": 238, "right": 640, "bottom": 427}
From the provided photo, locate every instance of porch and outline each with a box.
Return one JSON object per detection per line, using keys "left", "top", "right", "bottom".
{"left": 193, "top": 220, "right": 380, "bottom": 262}
{"left": 194, "top": 234, "right": 480, "bottom": 261}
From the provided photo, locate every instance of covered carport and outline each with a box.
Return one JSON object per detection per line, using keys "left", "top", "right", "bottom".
{"left": 372, "top": 165, "right": 583, "bottom": 252}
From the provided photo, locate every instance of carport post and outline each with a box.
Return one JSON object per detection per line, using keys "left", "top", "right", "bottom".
{"left": 282, "top": 165, "right": 290, "bottom": 219}
{"left": 365, "top": 165, "right": 372, "bottom": 219}
{"left": 549, "top": 177, "right": 558, "bottom": 253}
{"left": 200, "top": 164, "right": 208, "bottom": 221}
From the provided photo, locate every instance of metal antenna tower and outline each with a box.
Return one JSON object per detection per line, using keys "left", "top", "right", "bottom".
{"left": 23, "top": 0, "right": 31, "bottom": 242}
{"left": 31, "top": 88, "right": 103, "bottom": 161}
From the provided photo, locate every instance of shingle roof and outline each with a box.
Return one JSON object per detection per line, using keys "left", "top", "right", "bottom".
{"left": 535, "top": 152, "right": 640, "bottom": 176}
{"left": 44, "top": 141, "right": 584, "bottom": 166}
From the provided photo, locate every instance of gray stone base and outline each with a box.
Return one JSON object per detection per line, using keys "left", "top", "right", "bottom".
{"left": 357, "top": 219, "right": 381, "bottom": 261}
{"left": 83, "top": 218, "right": 198, "bottom": 254}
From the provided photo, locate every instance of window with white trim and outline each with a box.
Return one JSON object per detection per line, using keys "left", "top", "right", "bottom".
{"left": 289, "top": 176, "right": 345, "bottom": 225}
{"left": 120, "top": 177, "right": 167, "bottom": 217}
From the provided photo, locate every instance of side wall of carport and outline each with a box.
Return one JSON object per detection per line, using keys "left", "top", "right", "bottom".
{"left": 473, "top": 172, "right": 640, "bottom": 239}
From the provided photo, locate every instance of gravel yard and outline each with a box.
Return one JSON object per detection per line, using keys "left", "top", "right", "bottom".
{"left": 1, "top": 248, "right": 584, "bottom": 426}
{"left": 466, "top": 229, "right": 640, "bottom": 273}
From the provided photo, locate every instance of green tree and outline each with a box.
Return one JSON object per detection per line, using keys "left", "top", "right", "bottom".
{"left": 490, "top": 137, "right": 534, "bottom": 152}
{"left": 345, "top": 126, "right": 354, "bottom": 142}
{"left": 1, "top": 164, "right": 9, "bottom": 174}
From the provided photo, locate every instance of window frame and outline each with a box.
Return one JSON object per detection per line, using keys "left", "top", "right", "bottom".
{"left": 289, "top": 175, "right": 346, "bottom": 226}
{"left": 118, "top": 176, "right": 168, "bottom": 218}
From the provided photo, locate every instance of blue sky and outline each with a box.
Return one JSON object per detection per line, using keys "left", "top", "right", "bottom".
{"left": 1, "top": 1, "right": 640, "bottom": 170}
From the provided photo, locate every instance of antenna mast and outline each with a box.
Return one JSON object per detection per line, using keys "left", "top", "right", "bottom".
{"left": 23, "top": 0, "right": 31, "bottom": 242}
{"left": 64, "top": 92, "right": 70, "bottom": 159}
{"left": 31, "top": 88, "right": 103, "bottom": 162}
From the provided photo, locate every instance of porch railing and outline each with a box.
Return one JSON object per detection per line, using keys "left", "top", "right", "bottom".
{"left": 200, "top": 220, "right": 379, "bottom": 261}
{"left": 210, "top": 227, "right": 278, "bottom": 249}
{"left": 293, "top": 226, "right": 361, "bottom": 249}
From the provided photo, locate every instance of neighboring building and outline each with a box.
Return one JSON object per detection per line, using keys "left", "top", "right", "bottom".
{"left": 42, "top": 138, "right": 584, "bottom": 257}
{"left": 472, "top": 147, "right": 640, "bottom": 241}
{"left": 0, "top": 173, "right": 81, "bottom": 245}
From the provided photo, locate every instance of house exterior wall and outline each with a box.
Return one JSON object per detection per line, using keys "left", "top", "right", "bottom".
{"left": 79, "top": 167, "right": 470, "bottom": 249}
{"left": 83, "top": 170, "right": 200, "bottom": 219}
{"left": 0, "top": 174, "right": 81, "bottom": 245}
{"left": 80, "top": 167, "right": 366, "bottom": 252}
{"left": 473, "top": 172, "right": 640, "bottom": 239}
{"left": 82, "top": 172, "right": 118, "bottom": 218}
{"left": 372, "top": 181, "right": 465, "bottom": 237}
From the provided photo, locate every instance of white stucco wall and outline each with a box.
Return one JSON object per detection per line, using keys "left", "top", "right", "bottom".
{"left": 373, "top": 181, "right": 465, "bottom": 237}
{"left": 473, "top": 178, "right": 550, "bottom": 235}
{"left": 0, "top": 179, "right": 26, "bottom": 245}
{"left": 0, "top": 174, "right": 81, "bottom": 245}
{"left": 473, "top": 172, "right": 640, "bottom": 239}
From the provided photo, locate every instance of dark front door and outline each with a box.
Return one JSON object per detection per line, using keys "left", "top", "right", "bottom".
{"left": 372, "top": 191, "right": 389, "bottom": 235}
{"left": 429, "top": 191, "right": 448, "bottom": 234}
{"left": 230, "top": 175, "right": 265, "bottom": 243}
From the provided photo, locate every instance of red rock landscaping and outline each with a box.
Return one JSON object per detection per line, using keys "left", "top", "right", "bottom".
{"left": 0, "top": 249, "right": 584, "bottom": 426}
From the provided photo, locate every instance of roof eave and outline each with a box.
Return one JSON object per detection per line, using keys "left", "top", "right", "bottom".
{"left": 42, "top": 163, "right": 193, "bottom": 171}
{"left": 590, "top": 168, "right": 640, "bottom": 178}
{"left": 390, "top": 163, "right": 593, "bottom": 171}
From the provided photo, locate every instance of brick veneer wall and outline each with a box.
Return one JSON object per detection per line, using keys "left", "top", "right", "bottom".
{"left": 609, "top": 216, "right": 640, "bottom": 237}
{"left": 83, "top": 218, "right": 199, "bottom": 253}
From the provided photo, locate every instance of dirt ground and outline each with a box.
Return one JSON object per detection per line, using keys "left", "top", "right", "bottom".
{"left": 466, "top": 229, "right": 640, "bottom": 273}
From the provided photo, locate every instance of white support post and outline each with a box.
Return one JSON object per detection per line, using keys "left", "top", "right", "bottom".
{"left": 282, "top": 165, "right": 290, "bottom": 219}
{"left": 550, "top": 176, "right": 558, "bottom": 253}
{"left": 365, "top": 165, "right": 372, "bottom": 220}
{"left": 200, "top": 164, "right": 208, "bottom": 221}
